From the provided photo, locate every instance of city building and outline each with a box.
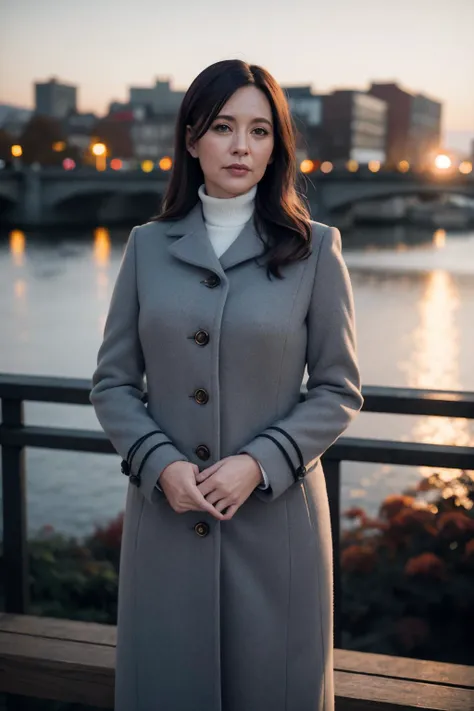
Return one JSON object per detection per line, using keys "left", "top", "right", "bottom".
{"left": 368, "top": 82, "right": 442, "bottom": 168}
{"left": 35, "top": 78, "right": 77, "bottom": 119}
{"left": 0, "top": 104, "right": 33, "bottom": 138}
{"left": 322, "top": 90, "right": 387, "bottom": 165}
{"left": 62, "top": 112, "right": 99, "bottom": 155}
{"left": 283, "top": 86, "right": 324, "bottom": 161}
{"left": 131, "top": 112, "right": 176, "bottom": 161}
{"left": 129, "top": 77, "right": 184, "bottom": 115}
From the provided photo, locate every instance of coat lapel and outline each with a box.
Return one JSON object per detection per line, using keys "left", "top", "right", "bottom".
{"left": 166, "top": 202, "right": 266, "bottom": 273}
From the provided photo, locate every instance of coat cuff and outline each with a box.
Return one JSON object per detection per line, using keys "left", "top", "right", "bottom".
{"left": 256, "top": 462, "right": 270, "bottom": 490}
{"left": 128, "top": 433, "right": 189, "bottom": 504}
{"left": 238, "top": 433, "right": 300, "bottom": 501}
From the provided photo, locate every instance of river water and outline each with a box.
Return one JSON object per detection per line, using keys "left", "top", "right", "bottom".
{"left": 1, "top": 222, "right": 473, "bottom": 537}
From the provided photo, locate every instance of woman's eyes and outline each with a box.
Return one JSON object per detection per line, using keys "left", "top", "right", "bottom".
{"left": 212, "top": 123, "right": 270, "bottom": 136}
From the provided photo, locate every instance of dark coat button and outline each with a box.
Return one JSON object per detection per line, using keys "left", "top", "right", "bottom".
{"left": 194, "top": 330, "right": 209, "bottom": 346}
{"left": 203, "top": 274, "right": 220, "bottom": 288}
{"left": 129, "top": 474, "right": 141, "bottom": 487}
{"left": 194, "top": 388, "right": 209, "bottom": 405}
{"left": 195, "top": 445, "right": 210, "bottom": 460}
{"left": 121, "top": 460, "right": 130, "bottom": 476}
{"left": 194, "top": 521, "right": 210, "bottom": 537}
{"left": 295, "top": 465, "right": 307, "bottom": 480}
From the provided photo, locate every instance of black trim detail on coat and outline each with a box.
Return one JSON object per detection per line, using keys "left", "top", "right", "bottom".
{"left": 266, "top": 426, "right": 307, "bottom": 479}
{"left": 129, "top": 440, "right": 173, "bottom": 487}
{"left": 121, "top": 430, "right": 163, "bottom": 478}
{"left": 252, "top": 433, "right": 298, "bottom": 480}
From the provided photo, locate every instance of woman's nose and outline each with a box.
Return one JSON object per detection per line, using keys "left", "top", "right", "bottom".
{"left": 231, "top": 132, "right": 249, "bottom": 155}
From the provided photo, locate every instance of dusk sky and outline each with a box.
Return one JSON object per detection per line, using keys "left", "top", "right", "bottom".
{"left": 1, "top": 0, "right": 473, "bottom": 152}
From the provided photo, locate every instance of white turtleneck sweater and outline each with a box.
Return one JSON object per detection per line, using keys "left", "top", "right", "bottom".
{"left": 198, "top": 183, "right": 270, "bottom": 491}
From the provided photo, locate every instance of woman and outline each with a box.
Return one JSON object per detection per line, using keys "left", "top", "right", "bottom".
{"left": 90, "top": 59, "right": 363, "bottom": 711}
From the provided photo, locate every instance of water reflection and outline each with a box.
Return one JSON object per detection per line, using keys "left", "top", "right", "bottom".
{"left": 9, "top": 229, "right": 26, "bottom": 267}
{"left": 93, "top": 227, "right": 111, "bottom": 267}
{"left": 93, "top": 227, "right": 111, "bottom": 334}
{"left": 433, "top": 229, "right": 446, "bottom": 249}
{"left": 400, "top": 268, "right": 473, "bottom": 493}
{"left": 14, "top": 279, "right": 27, "bottom": 300}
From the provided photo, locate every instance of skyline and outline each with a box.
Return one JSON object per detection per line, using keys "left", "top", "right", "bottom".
{"left": 1, "top": 0, "right": 473, "bottom": 153}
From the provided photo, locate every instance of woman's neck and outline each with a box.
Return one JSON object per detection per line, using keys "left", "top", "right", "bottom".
{"left": 198, "top": 183, "right": 257, "bottom": 227}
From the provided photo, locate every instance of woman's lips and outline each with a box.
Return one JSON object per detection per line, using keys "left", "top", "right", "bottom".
{"left": 225, "top": 166, "right": 250, "bottom": 176}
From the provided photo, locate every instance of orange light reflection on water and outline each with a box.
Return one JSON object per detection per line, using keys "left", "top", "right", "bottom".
{"left": 400, "top": 269, "right": 473, "bottom": 506}
{"left": 9, "top": 230, "right": 26, "bottom": 267}
{"left": 93, "top": 227, "right": 111, "bottom": 267}
{"left": 93, "top": 227, "right": 111, "bottom": 334}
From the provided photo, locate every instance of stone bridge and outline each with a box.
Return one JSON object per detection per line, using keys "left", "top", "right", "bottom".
{"left": 0, "top": 167, "right": 473, "bottom": 226}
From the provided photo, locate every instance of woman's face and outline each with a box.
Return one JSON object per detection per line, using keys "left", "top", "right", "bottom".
{"left": 187, "top": 85, "right": 275, "bottom": 199}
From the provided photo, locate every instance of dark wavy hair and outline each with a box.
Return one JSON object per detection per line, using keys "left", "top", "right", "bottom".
{"left": 152, "top": 59, "right": 312, "bottom": 279}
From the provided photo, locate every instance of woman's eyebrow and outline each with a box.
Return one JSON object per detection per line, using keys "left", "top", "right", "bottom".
{"left": 215, "top": 114, "right": 273, "bottom": 126}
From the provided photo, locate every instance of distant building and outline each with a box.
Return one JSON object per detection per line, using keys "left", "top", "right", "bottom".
{"left": 62, "top": 112, "right": 98, "bottom": 155}
{"left": 283, "top": 86, "right": 324, "bottom": 161}
{"left": 129, "top": 77, "right": 184, "bottom": 115}
{"left": 131, "top": 113, "right": 176, "bottom": 161}
{"left": 322, "top": 90, "right": 387, "bottom": 165}
{"left": 35, "top": 78, "right": 77, "bottom": 119}
{"left": 108, "top": 100, "right": 134, "bottom": 116}
{"left": 369, "top": 82, "right": 442, "bottom": 168}
{"left": 0, "top": 104, "right": 33, "bottom": 137}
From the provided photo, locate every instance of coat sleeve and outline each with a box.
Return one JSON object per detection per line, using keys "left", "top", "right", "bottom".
{"left": 238, "top": 226, "right": 364, "bottom": 502}
{"left": 89, "top": 226, "right": 189, "bottom": 505}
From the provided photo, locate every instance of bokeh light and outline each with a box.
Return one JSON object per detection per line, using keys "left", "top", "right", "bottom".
{"left": 434, "top": 154, "right": 452, "bottom": 170}
{"left": 320, "top": 161, "right": 333, "bottom": 174}
{"left": 159, "top": 156, "right": 173, "bottom": 171}
{"left": 300, "top": 160, "right": 314, "bottom": 173}
{"left": 346, "top": 159, "right": 359, "bottom": 172}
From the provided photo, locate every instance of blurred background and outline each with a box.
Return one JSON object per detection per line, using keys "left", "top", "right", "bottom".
{"left": 0, "top": 0, "right": 474, "bottom": 682}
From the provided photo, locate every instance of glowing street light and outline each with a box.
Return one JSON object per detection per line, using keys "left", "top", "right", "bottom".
{"left": 368, "top": 160, "right": 381, "bottom": 173}
{"left": 92, "top": 142, "right": 107, "bottom": 171}
{"left": 346, "top": 159, "right": 359, "bottom": 172}
{"left": 141, "top": 160, "right": 155, "bottom": 173}
{"left": 320, "top": 161, "right": 333, "bottom": 174}
{"left": 459, "top": 161, "right": 472, "bottom": 175}
{"left": 434, "top": 154, "right": 452, "bottom": 170}
{"left": 11, "top": 145, "right": 23, "bottom": 158}
{"left": 398, "top": 160, "right": 410, "bottom": 173}
{"left": 159, "top": 156, "right": 173, "bottom": 171}
{"left": 300, "top": 159, "right": 314, "bottom": 174}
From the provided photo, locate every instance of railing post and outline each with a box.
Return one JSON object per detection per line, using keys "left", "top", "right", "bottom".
{"left": 1, "top": 398, "right": 29, "bottom": 613}
{"left": 322, "top": 456, "right": 341, "bottom": 649}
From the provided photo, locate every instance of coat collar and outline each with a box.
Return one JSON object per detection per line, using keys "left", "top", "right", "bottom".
{"left": 165, "top": 202, "right": 266, "bottom": 274}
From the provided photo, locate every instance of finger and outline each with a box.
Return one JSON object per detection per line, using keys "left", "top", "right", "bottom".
{"left": 195, "top": 457, "right": 230, "bottom": 483}
{"left": 204, "top": 489, "right": 223, "bottom": 506}
{"left": 192, "top": 489, "right": 225, "bottom": 520}
{"left": 221, "top": 503, "right": 239, "bottom": 521}
{"left": 215, "top": 497, "right": 233, "bottom": 513}
{"left": 197, "top": 476, "right": 220, "bottom": 497}
{"left": 195, "top": 462, "right": 220, "bottom": 484}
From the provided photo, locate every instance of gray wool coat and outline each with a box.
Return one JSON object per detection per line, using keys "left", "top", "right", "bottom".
{"left": 89, "top": 200, "right": 363, "bottom": 711}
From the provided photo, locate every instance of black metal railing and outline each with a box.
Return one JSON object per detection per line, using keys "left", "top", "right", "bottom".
{"left": 1, "top": 373, "right": 474, "bottom": 647}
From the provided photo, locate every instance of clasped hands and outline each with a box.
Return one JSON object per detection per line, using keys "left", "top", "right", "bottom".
{"left": 158, "top": 454, "right": 264, "bottom": 521}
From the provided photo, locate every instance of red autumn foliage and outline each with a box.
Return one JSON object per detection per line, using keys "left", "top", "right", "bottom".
{"left": 379, "top": 495, "right": 415, "bottom": 520}
{"left": 404, "top": 552, "right": 447, "bottom": 580}
{"left": 92, "top": 512, "right": 124, "bottom": 551}
{"left": 341, "top": 544, "right": 377, "bottom": 573}
{"left": 437, "top": 511, "right": 474, "bottom": 538}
